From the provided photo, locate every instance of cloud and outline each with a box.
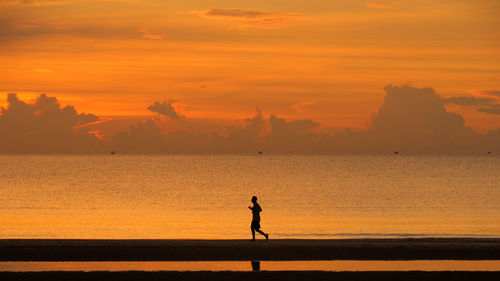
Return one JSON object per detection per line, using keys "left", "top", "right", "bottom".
{"left": 478, "top": 104, "right": 500, "bottom": 115}
{"left": 277, "top": 84, "right": 492, "bottom": 154}
{"left": 267, "top": 115, "right": 320, "bottom": 152}
{"left": 139, "top": 28, "right": 163, "bottom": 40}
{"left": 292, "top": 100, "right": 316, "bottom": 113}
{"left": 109, "top": 106, "right": 322, "bottom": 153}
{"left": 110, "top": 119, "right": 166, "bottom": 153}
{"left": 243, "top": 106, "right": 267, "bottom": 138}
{"left": 0, "top": 93, "right": 101, "bottom": 153}
{"left": 443, "top": 96, "right": 496, "bottom": 106}
{"left": 442, "top": 93, "right": 500, "bottom": 115}
{"left": 365, "top": 1, "right": 402, "bottom": 9}
{"left": 270, "top": 115, "right": 318, "bottom": 135}
{"left": 481, "top": 90, "right": 500, "bottom": 97}
{"left": 147, "top": 100, "right": 183, "bottom": 120}
{"left": 220, "top": 107, "right": 268, "bottom": 152}
{"left": 188, "top": 9, "right": 303, "bottom": 29}
{"left": 366, "top": 85, "right": 469, "bottom": 152}
{"left": 2, "top": 85, "right": 500, "bottom": 154}
{"left": 1, "top": 0, "right": 137, "bottom": 7}
{"left": 0, "top": 0, "right": 62, "bottom": 7}
{"left": 365, "top": 1, "right": 392, "bottom": 9}
{"left": 330, "top": 84, "right": 495, "bottom": 153}
{"left": 204, "top": 9, "right": 269, "bottom": 18}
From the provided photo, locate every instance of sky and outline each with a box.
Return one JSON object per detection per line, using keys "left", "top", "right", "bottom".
{"left": 1, "top": 0, "right": 499, "bottom": 153}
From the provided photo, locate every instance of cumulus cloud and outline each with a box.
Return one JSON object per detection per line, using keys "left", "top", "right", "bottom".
{"left": 188, "top": 9, "right": 303, "bottom": 29}
{"left": 443, "top": 96, "right": 496, "bottom": 106}
{"left": 243, "top": 106, "right": 267, "bottom": 138}
{"left": 2, "top": 85, "right": 500, "bottom": 154}
{"left": 219, "top": 107, "right": 267, "bottom": 153}
{"left": 478, "top": 104, "right": 500, "bottom": 115}
{"left": 324, "top": 84, "right": 499, "bottom": 154}
{"left": 108, "top": 106, "right": 322, "bottom": 154}
{"left": 147, "top": 100, "right": 183, "bottom": 120}
{"left": 267, "top": 115, "right": 320, "bottom": 152}
{"left": 110, "top": 119, "right": 165, "bottom": 153}
{"left": 269, "top": 115, "right": 318, "bottom": 137}
{"left": 366, "top": 85, "right": 471, "bottom": 153}
{"left": 0, "top": 93, "right": 101, "bottom": 153}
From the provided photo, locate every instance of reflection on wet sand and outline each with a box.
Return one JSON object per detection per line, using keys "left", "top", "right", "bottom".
{"left": 251, "top": 261, "right": 260, "bottom": 271}
{"left": 0, "top": 260, "right": 499, "bottom": 272}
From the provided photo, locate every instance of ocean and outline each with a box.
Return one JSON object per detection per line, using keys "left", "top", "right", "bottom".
{"left": 0, "top": 155, "right": 498, "bottom": 239}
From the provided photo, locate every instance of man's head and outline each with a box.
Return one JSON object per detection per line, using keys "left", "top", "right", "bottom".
{"left": 251, "top": 196, "right": 257, "bottom": 203}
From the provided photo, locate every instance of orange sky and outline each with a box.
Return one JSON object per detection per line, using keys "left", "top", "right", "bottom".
{"left": 1, "top": 0, "right": 499, "bottom": 133}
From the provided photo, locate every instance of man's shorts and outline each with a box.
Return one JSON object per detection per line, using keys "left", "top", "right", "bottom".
{"left": 251, "top": 220, "right": 261, "bottom": 230}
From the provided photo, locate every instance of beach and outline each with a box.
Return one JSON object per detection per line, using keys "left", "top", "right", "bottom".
{"left": 1, "top": 271, "right": 499, "bottom": 281}
{"left": 1, "top": 238, "right": 499, "bottom": 261}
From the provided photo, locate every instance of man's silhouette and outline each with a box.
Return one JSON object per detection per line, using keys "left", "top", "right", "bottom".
{"left": 248, "top": 196, "right": 269, "bottom": 241}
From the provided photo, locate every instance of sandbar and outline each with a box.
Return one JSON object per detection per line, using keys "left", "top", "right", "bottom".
{"left": 1, "top": 238, "right": 498, "bottom": 261}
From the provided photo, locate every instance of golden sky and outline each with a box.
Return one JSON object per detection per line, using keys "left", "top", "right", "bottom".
{"left": 1, "top": 0, "right": 500, "bottom": 133}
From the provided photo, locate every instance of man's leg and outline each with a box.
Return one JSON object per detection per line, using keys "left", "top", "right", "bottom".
{"left": 256, "top": 229, "right": 269, "bottom": 240}
{"left": 251, "top": 227, "right": 256, "bottom": 240}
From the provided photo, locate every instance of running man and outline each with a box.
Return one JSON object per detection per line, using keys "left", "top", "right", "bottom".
{"left": 248, "top": 196, "right": 269, "bottom": 241}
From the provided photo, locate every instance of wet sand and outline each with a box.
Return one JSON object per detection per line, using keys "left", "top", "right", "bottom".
{"left": 1, "top": 271, "right": 499, "bottom": 281}
{"left": 1, "top": 238, "right": 499, "bottom": 261}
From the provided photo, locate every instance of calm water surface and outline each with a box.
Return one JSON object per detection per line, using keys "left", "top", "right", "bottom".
{"left": 1, "top": 260, "right": 499, "bottom": 272}
{"left": 0, "top": 155, "right": 498, "bottom": 239}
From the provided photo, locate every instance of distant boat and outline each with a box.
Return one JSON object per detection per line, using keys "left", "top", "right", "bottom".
{"left": 110, "top": 151, "right": 116, "bottom": 155}
{"left": 488, "top": 151, "right": 492, "bottom": 154}
{"left": 394, "top": 151, "right": 399, "bottom": 155}
{"left": 258, "top": 151, "right": 263, "bottom": 155}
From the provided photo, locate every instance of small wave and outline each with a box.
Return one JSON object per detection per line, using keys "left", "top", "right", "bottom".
{"left": 270, "top": 232, "right": 500, "bottom": 239}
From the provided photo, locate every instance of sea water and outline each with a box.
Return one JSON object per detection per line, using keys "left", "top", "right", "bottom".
{"left": 1, "top": 260, "right": 499, "bottom": 272}
{"left": 0, "top": 155, "right": 498, "bottom": 239}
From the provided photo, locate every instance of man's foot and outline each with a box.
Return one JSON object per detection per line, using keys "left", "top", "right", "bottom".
{"left": 251, "top": 238, "right": 256, "bottom": 241}
{"left": 265, "top": 234, "right": 269, "bottom": 240}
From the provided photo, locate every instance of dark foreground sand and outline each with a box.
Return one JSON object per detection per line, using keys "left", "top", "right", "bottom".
{"left": 1, "top": 238, "right": 499, "bottom": 261}
{"left": 1, "top": 271, "right": 499, "bottom": 281}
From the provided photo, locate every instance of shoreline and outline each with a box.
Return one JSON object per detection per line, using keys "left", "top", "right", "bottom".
{"left": 1, "top": 271, "right": 499, "bottom": 281}
{"left": 1, "top": 238, "right": 499, "bottom": 261}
